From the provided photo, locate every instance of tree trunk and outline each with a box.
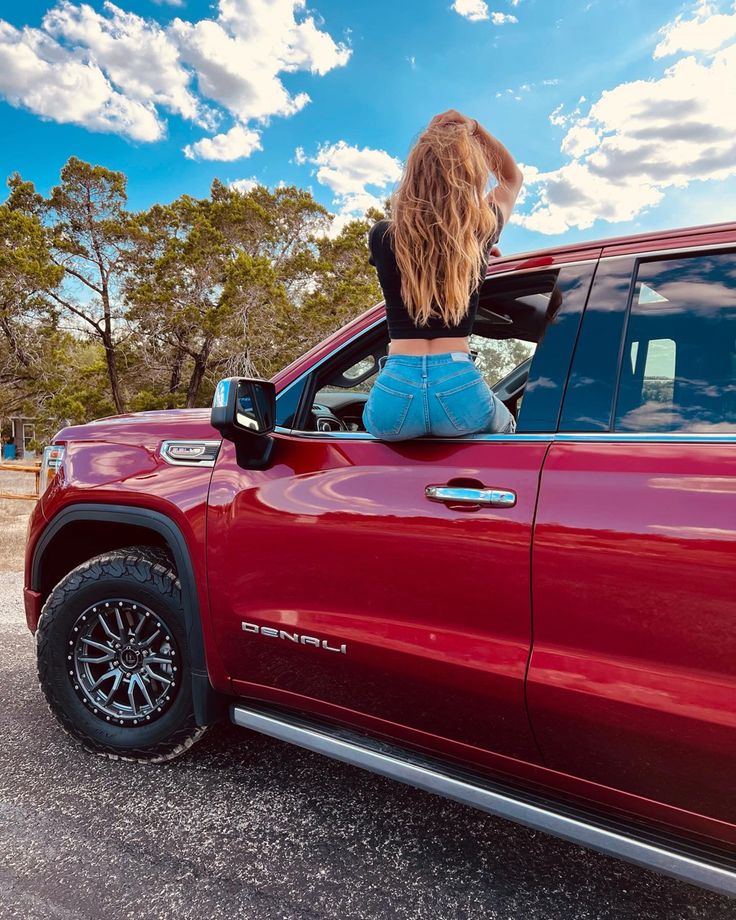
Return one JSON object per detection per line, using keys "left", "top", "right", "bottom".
{"left": 100, "top": 281, "right": 125, "bottom": 414}
{"left": 100, "top": 329, "right": 125, "bottom": 414}
{"left": 185, "top": 336, "right": 212, "bottom": 408}
{"left": 167, "top": 344, "right": 185, "bottom": 408}
{"left": 169, "top": 348, "right": 184, "bottom": 393}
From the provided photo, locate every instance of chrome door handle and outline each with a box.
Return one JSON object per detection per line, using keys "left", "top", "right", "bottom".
{"left": 425, "top": 485, "right": 517, "bottom": 507}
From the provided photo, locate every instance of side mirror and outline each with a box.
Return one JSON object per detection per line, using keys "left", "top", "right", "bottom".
{"left": 211, "top": 378, "right": 277, "bottom": 470}
{"left": 211, "top": 377, "right": 276, "bottom": 437}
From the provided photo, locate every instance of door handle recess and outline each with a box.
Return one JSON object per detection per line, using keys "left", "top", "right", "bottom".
{"left": 425, "top": 485, "right": 517, "bottom": 508}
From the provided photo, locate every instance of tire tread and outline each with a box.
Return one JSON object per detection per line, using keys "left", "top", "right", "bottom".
{"left": 36, "top": 546, "right": 207, "bottom": 763}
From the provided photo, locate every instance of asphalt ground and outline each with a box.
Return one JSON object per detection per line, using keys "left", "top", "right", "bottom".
{"left": 1, "top": 571, "right": 734, "bottom": 920}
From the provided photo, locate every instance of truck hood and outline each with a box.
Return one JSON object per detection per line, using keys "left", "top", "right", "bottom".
{"left": 54, "top": 408, "right": 220, "bottom": 448}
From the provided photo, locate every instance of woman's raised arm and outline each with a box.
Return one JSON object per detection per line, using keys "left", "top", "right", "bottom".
{"left": 471, "top": 120, "right": 523, "bottom": 227}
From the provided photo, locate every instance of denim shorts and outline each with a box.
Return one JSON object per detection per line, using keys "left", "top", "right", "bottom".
{"left": 362, "top": 352, "right": 516, "bottom": 442}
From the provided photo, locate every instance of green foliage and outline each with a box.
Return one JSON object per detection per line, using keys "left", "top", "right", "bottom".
{"left": 299, "top": 216, "right": 384, "bottom": 350}
{"left": 0, "top": 160, "right": 383, "bottom": 438}
{"left": 472, "top": 336, "right": 535, "bottom": 385}
{"left": 0, "top": 182, "right": 63, "bottom": 354}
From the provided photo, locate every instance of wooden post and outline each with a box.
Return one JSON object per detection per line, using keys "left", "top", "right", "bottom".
{"left": 0, "top": 461, "right": 43, "bottom": 501}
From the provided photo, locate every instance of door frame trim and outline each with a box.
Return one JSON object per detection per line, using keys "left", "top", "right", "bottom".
{"left": 273, "top": 429, "right": 736, "bottom": 444}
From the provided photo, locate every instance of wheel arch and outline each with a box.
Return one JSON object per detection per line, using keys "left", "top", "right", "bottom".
{"left": 31, "top": 503, "right": 225, "bottom": 726}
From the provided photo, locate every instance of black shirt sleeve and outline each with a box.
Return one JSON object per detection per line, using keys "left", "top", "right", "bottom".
{"left": 368, "top": 219, "right": 388, "bottom": 267}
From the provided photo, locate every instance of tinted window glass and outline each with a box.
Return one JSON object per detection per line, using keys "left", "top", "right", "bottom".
{"left": 614, "top": 252, "right": 736, "bottom": 433}
{"left": 516, "top": 262, "right": 597, "bottom": 432}
{"left": 560, "top": 258, "right": 634, "bottom": 432}
{"left": 274, "top": 376, "right": 307, "bottom": 429}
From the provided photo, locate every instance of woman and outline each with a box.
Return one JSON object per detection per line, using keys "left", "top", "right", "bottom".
{"left": 363, "top": 109, "right": 523, "bottom": 441}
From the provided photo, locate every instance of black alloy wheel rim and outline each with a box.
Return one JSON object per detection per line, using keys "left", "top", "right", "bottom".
{"left": 68, "top": 599, "right": 180, "bottom": 725}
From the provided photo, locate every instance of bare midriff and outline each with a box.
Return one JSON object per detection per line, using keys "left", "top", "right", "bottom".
{"left": 388, "top": 336, "right": 470, "bottom": 356}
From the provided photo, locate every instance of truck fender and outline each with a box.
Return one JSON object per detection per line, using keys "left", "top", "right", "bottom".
{"left": 31, "top": 503, "right": 224, "bottom": 727}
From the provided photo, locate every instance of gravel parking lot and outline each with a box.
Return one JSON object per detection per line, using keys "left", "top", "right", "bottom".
{"left": 0, "top": 495, "right": 733, "bottom": 919}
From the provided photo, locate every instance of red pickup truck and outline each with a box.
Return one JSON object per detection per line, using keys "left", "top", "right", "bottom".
{"left": 24, "top": 220, "right": 736, "bottom": 895}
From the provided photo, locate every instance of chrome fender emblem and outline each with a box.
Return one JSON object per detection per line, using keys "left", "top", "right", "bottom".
{"left": 241, "top": 622, "right": 347, "bottom": 654}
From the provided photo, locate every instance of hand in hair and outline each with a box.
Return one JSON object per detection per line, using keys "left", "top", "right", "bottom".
{"left": 428, "top": 109, "right": 473, "bottom": 130}
{"left": 427, "top": 112, "right": 522, "bottom": 228}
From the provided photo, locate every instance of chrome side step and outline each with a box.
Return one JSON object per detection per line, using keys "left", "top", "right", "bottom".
{"left": 231, "top": 704, "right": 736, "bottom": 897}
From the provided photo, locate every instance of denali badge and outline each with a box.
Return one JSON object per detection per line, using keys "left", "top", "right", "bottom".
{"left": 241, "top": 622, "right": 347, "bottom": 654}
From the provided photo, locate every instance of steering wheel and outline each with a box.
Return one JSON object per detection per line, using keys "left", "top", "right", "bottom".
{"left": 311, "top": 405, "right": 348, "bottom": 433}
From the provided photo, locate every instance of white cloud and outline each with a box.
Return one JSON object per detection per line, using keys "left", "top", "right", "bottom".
{"left": 452, "top": 1, "right": 517, "bottom": 23}
{"left": 496, "top": 78, "right": 558, "bottom": 100}
{"left": 515, "top": 162, "right": 664, "bottom": 234}
{"left": 0, "top": 19, "right": 163, "bottom": 140}
{"left": 229, "top": 176, "right": 292, "bottom": 192}
{"left": 43, "top": 1, "right": 203, "bottom": 123}
{"left": 310, "top": 140, "right": 402, "bottom": 200}
{"left": 184, "top": 123, "right": 262, "bottom": 160}
{"left": 0, "top": 0, "right": 351, "bottom": 157}
{"left": 170, "top": 0, "right": 351, "bottom": 158}
{"left": 294, "top": 145, "right": 307, "bottom": 165}
{"left": 515, "top": 2, "right": 736, "bottom": 234}
{"left": 548, "top": 102, "right": 568, "bottom": 126}
{"left": 560, "top": 123, "right": 599, "bottom": 157}
{"left": 452, "top": 0, "right": 489, "bottom": 22}
{"left": 514, "top": 163, "right": 542, "bottom": 205}
{"left": 654, "top": 0, "right": 736, "bottom": 58}
{"left": 152, "top": 0, "right": 185, "bottom": 7}
{"left": 229, "top": 176, "right": 258, "bottom": 193}
{"left": 299, "top": 140, "right": 403, "bottom": 236}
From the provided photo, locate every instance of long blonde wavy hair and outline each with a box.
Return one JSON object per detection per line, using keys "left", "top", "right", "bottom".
{"left": 389, "top": 120, "right": 499, "bottom": 327}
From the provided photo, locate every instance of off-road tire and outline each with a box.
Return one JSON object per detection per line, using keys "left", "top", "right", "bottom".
{"left": 37, "top": 546, "right": 207, "bottom": 762}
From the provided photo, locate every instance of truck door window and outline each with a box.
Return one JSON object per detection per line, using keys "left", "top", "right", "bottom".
{"left": 614, "top": 252, "right": 736, "bottom": 433}
{"left": 641, "top": 338, "right": 675, "bottom": 404}
{"left": 275, "top": 375, "right": 308, "bottom": 429}
{"left": 289, "top": 262, "right": 596, "bottom": 436}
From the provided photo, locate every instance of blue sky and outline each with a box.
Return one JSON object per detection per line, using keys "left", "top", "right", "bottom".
{"left": 1, "top": 0, "right": 735, "bottom": 254}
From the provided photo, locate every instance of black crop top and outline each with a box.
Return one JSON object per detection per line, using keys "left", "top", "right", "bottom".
{"left": 367, "top": 207, "right": 504, "bottom": 340}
